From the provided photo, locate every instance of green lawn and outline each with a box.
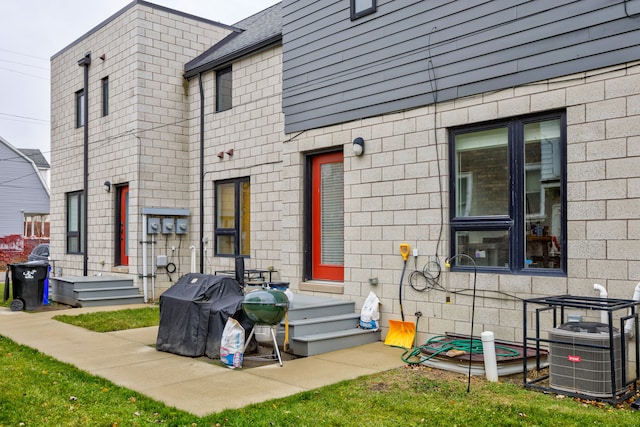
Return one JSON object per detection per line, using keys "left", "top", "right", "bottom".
{"left": 1, "top": 306, "right": 639, "bottom": 425}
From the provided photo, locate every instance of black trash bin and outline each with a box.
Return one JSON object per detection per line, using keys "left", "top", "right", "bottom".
{"left": 3, "top": 261, "right": 49, "bottom": 311}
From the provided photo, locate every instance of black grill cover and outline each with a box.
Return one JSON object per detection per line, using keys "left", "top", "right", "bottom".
{"left": 156, "top": 273, "right": 249, "bottom": 357}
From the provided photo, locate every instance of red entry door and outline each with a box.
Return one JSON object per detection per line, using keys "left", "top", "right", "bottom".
{"left": 118, "top": 185, "right": 129, "bottom": 265}
{"left": 311, "top": 151, "right": 344, "bottom": 281}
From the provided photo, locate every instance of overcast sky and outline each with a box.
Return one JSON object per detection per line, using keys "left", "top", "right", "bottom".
{"left": 0, "top": 0, "right": 280, "bottom": 161}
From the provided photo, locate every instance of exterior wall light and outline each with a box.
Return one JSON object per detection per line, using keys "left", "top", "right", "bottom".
{"left": 353, "top": 137, "right": 365, "bottom": 156}
{"left": 104, "top": 181, "right": 111, "bottom": 192}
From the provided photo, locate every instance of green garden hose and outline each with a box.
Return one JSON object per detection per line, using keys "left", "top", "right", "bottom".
{"left": 401, "top": 335, "right": 520, "bottom": 365}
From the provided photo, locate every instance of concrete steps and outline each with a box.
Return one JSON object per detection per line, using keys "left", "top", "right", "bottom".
{"left": 50, "top": 276, "right": 144, "bottom": 307}
{"left": 278, "top": 294, "right": 380, "bottom": 357}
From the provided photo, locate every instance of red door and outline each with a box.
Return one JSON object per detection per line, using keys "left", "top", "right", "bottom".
{"left": 311, "top": 152, "right": 344, "bottom": 281}
{"left": 118, "top": 185, "right": 129, "bottom": 265}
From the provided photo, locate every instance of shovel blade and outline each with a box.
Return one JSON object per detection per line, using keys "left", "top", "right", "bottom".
{"left": 384, "top": 319, "right": 416, "bottom": 349}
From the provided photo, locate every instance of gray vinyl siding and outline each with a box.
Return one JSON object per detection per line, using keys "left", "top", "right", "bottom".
{"left": 0, "top": 142, "right": 50, "bottom": 237}
{"left": 282, "top": 0, "right": 640, "bottom": 133}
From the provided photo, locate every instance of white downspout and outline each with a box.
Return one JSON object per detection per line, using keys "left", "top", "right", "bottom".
{"left": 593, "top": 283, "right": 608, "bottom": 325}
{"left": 190, "top": 245, "right": 196, "bottom": 273}
{"left": 151, "top": 232, "right": 155, "bottom": 301}
{"left": 142, "top": 214, "right": 148, "bottom": 303}
{"left": 624, "top": 282, "right": 640, "bottom": 338}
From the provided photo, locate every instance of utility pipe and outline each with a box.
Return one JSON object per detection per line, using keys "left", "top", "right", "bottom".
{"left": 593, "top": 283, "right": 608, "bottom": 325}
{"left": 141, "top": 214, "right": 148, "bottom": 303}
{"left": 151, "top": 232, "right": 155, "bottom": 301}
{"left": 190, "top": 245, "right": 196, "bottom": 273}
{"left": 77, "top": 52, "right": 91, "bottom": 276}
{"left": 481, "top": 331, "right": 499, "bottom": 382}
{"left": 198, "top": 72, "right": 205, "bottom": 273}
{"left": 625, "top": 282, "right": 640, "bottom": 338}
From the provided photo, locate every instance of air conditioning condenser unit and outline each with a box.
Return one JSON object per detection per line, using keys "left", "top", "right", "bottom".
{"left": 548, "top": 322, "right": 625, "bottom": 398}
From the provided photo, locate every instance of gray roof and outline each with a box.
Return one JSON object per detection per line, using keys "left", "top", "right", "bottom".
{"left": 184, "top": 2, "right": 282, "bottom": 78}
{"left": 18, "top": 149, "right": 50, "bottom": 169}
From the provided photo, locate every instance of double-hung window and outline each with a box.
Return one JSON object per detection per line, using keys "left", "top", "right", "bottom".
{"left": 215, "top": 177, "right": 250, "bottom": 256}
{"left": 67, "top": 191, "right": 84, "bottom": 254}
{"left": 449, "top": 112, "right": 566, "bottom": 274}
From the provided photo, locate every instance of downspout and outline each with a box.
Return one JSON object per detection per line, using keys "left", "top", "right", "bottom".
{"left": 77, "top": 52, "right": 91, "bottom": 276}
{"left": 198, "top": 72, "right": 205, "bottom": 273}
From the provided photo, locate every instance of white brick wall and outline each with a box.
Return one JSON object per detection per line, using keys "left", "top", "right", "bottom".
{"left": 50, "top": 3, "right": 232, "bottom": 293}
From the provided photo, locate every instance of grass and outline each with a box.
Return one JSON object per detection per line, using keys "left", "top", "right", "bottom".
{"left": 0, "top": 333, "right": 638, "bottom": 426}
{"left": 2, "top": 306, "right": 639, "bottom": 425}
{"left": 53, "top": 306, "right": 160, "bottom": 332}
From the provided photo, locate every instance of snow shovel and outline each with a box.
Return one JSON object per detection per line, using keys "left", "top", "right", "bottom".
{"left": 384, "top": 244, "right": 416, "bottom": 348}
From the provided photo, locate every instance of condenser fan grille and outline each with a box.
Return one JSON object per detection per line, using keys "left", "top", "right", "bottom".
{"left": 548, "top": 323, "right": 624, "bottom": 398}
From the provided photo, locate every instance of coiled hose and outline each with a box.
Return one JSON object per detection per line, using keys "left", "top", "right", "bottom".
{"left": 401, "top": 335, "right": 520, "bottom": 365}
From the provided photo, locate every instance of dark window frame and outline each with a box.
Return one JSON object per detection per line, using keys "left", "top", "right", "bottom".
{"left": 351, "top": 0, "right": 377, "bottom": 20}
{"left": 102, "top": 77, "right": 109, "bottom": 117}
{"left": 214, "top": 176, "right": 250, "bottom": 257}
{"left": 448, "top": 111, "right": 567, "bottom": 276}
{"left": 66, "top": 191, "right": 84, "bottom": 254}
{"left": 215, "top": 66, "right": 232, "bottom": 112}
{"left": 75, "top": 89, "right": 85, "bottom": 128}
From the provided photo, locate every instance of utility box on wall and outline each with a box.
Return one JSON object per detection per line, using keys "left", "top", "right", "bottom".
{"left": 162, "top": 218, "right": 174, "bottom": 234}
{"left": 176, "top": 218, "right": 188, "bottom": 234}
{"left": 147, "top": 218, "right": 160, "bottom": 234}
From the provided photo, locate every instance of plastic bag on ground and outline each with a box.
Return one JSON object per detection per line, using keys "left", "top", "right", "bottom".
{"left": 220, "top": 318, "right": 245, "bottom": 368}
{"left": 359, "top": 291, "right": 380, "bottom": 330}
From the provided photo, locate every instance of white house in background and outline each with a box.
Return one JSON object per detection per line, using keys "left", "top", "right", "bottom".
{"left": 0, "top": 136, "right": 50, "bottom": 241}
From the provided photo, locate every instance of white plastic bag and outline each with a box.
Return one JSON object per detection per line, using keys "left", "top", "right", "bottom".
{"left": 220, "top": 318, "right": 245, "bottom": 369}
{"left": 359, "top": 291, "right": 380, "bottom": 330}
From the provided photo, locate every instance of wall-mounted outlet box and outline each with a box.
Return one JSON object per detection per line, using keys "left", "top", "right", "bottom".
{"left": 147, "top": 218, "right": 160, "bottom": 234}
{"left": 176, "top": 218, "right": 188, "bottom": 234}
{"left": 162, "top": 218, "right": 174, "bottom": 234}
{"left": 156, "top": 255, "right": 168, "bottom": 267}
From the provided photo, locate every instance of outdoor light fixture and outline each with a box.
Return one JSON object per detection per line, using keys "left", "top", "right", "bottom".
{"left": 353, "top": 137, "right": 365, "bottom": 156}
{"left": 104, "top": 181, "right": 111, "bottom": 192}
{"left": 225, "top": 148, "right": 234, "bottom": 157}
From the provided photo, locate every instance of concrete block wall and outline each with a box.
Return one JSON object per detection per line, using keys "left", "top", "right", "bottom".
{"left": 282, "top": 61, "right": 640, "bottom": 344}
{"left": 50, "top": 3, "right": 232, "bottom": 294}
{"left": 186, "top": 45, "right": 285, "bottom": 282}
